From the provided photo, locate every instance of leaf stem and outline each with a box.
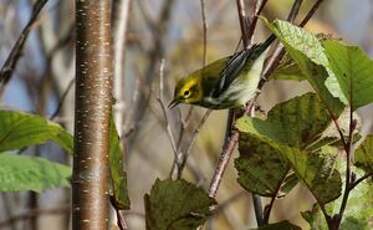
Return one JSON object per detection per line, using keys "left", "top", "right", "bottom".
{"left": 349, "top": 173, "right": 373, "bottom": 190}
{"left": 337, "top": 78, "right": 355, "bottom": 227}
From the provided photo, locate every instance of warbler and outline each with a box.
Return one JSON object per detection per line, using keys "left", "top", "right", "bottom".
{"left": 168, "top": 36, "right": 275, "bottom": 110}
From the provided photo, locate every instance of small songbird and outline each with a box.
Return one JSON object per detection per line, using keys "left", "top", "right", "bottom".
{"left": 168, "top": 36, "right": 275, "bottom": 110}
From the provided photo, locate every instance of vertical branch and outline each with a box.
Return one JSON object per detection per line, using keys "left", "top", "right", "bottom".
{"left": 128, "top": 0, "right": 175, "bottom": 153}
{"left": 209, "top": 0, "right": 265, "bottom": 200}
{"left": 73, "top": 1, "right": 113, "bottom": 229}
{"left": 337, "top": 76, "right": 355, "bottom": 228}
{"left": 113, "top": 0, "right": 131, "bottom": 137}
{"left": 236, "top": 0, "right": 251, "bottom": 48}
{"left": 112, "top": 2, "right": 131, "bottom": 228}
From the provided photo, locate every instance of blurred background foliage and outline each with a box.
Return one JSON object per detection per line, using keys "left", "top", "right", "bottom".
{"left": 0, "top": 0, "right": 372, "bottom": 229}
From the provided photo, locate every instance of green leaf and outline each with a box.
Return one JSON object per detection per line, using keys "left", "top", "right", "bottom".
{"left": 323, "top": 40, "right": 373, "bottom": 110}
{"left": 235, "top": 134, "right": 292, "bottom": 197}
{"left": 109, "top": 117, "right": 130, "bottom": 210}
{"left": 269, "top": 53, "right": 307, "bottom": 81}
{"left": 301, "top": 204, "right": 328, "bottom": 230}
{"left": 235, "top": 94, "right": 342, "bottom": 204}
{"left": 251, "top": 220, "right": 301, "bottom": 230}
{"left": 0, "top": 110, "right": 73, "bottom": 154}
{"left": 237, "top": 93, "right": 337, "bottom": 148}
{"left": 339, "top": 177, "right": 372, "bottom": 230}
{"left": 144, "top": 178, "right": 216, "bottom": 230}
{"left": 281, "top": 172, "right": 298, "bottom": 194}
{"left": 354, "top": 134, "right": 373, "bottom": 174}
{"left": 268, "top": 93, "right": 340, "bottom": 148}
{"left": 0, "top": 153, "right": 71, "bottom": 192}
{"left": 262, "top": 18, "right": 344, "bottom": 118}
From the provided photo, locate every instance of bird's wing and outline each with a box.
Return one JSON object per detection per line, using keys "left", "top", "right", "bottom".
{"left": 211, "top": 35, "right": 276, "bottom": 98}
{"left": 211, "top": 46, "right": 256, "bottom": 97}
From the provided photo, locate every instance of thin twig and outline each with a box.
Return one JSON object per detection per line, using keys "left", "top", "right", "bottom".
{"left": 176, "top": 109, "right": 212, "bottom": 178}
{"left": 256, "top": 0, "right": 268, "bottom": 16}
{"left": 113, "top": 0, "right": 131, "bottom": 137}
{"left": 349, "top": 173, "right": 373, "bottom": 190}
{"left": 299, "top": 0, "right": 324, "bottom": 27}
{"left": 338, "top": 78, "right": 355, "bottom": 226}
{"left": 50, "top": 78, "right": 75, "bottom": 120}
{"left": 128, "top": 0, "right": 175, "bottom": 155}
{"left": 169, "top": 0, "right": 211, "bottom": 179}
{"left": 287, "top": 0, "right": 303, "bottom": 22}
{"left": 0, "top": 0, "right": 48, "bottom": 95}
{"left": 236, "top": 0, "right": 251, "bottom": 48}
{"left": 208, "top": 131, "right": 240, "bottom": 198}
{"left": 262, "top": 0, "right": 303, "bottom": 83}
{"left": 116, "top": 210, "right": 128, "bottom": 230}
{"left": 157, "top": 60, "right": 179, "bottom": 161}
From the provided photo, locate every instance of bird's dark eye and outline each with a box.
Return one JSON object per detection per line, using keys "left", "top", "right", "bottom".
{"left": 183, "top": 90, "right": 191, "bottom": 97}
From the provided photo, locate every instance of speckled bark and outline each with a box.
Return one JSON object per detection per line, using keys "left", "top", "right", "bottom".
{"left": 73, "top": 1, "right": 112, "bottom": 229}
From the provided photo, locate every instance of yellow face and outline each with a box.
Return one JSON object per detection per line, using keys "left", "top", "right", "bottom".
{"left": 169, "top": 75, "right": 202, "bottom": 108}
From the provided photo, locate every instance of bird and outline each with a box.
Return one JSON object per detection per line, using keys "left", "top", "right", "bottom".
{"left": 168, "top": 35, "right": 275, "bottom": 110}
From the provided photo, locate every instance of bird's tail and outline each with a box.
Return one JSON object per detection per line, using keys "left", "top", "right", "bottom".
{"left": 246, "top": 34, "right": 276, "bottom": 60}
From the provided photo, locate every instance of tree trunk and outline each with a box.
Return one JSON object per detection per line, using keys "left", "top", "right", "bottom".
{"left": 73, "top": 1, "right": 113, "bottom": 229}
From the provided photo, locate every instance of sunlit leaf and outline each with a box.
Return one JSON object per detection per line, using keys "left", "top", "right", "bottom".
{"left": 144, "top": 178, "right": 216, "bottom": 230}
{"left": 269, "top": 52, "right": 307, "bottom": 81}
{"left": 0, "top": 110, "right": 73, "bottom": 154}
{"left": 323, "top": 40, "right": 373, "bottom": 110}
{"left": 235, "top": 94, "right": 342, "bottom": 204}
{"left": 354, "top": 135, "right": 373, "bottom": 173}
{"left": 0, "top": 153, "right": 71, "bottom": 192}
{"left": 262, "top": 18, "right": 345, "bottom": 118}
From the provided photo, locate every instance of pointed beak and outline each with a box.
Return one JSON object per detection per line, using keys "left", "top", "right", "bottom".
{"left": 168, "top": 98, "right": 180, "bottom": 109}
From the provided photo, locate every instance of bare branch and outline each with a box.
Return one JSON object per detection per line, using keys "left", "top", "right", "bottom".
{"left": 208, "top": 131, "right": 239, "bottom": 198}
{"left": 176, "top": 109, "right": 212, "bottom": 179}
{"left": 116, "top": 210, "right": 128, "bottom": 230}
{"left": 157, "top": 60, "right": 179, "bottom": 161}
{"left": 299, "top": 0, "right": 324, "bottom": 27}
{"left": 50, "top": 78, "right": 75, "bottom": 120}
{"left": 0, "top": 0, "right": 48, "bottom": 95}
{"left": 349, "top": 173, "right": 373, "bottom": 190}
{"left": 236, "top": 0, "right": 251, "bottom": 48}
{"left": 113, "top": 0, "right": 131, "bottom": 137}
{"left": 128, "top": 0, "right": 176, "bottom": 154}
